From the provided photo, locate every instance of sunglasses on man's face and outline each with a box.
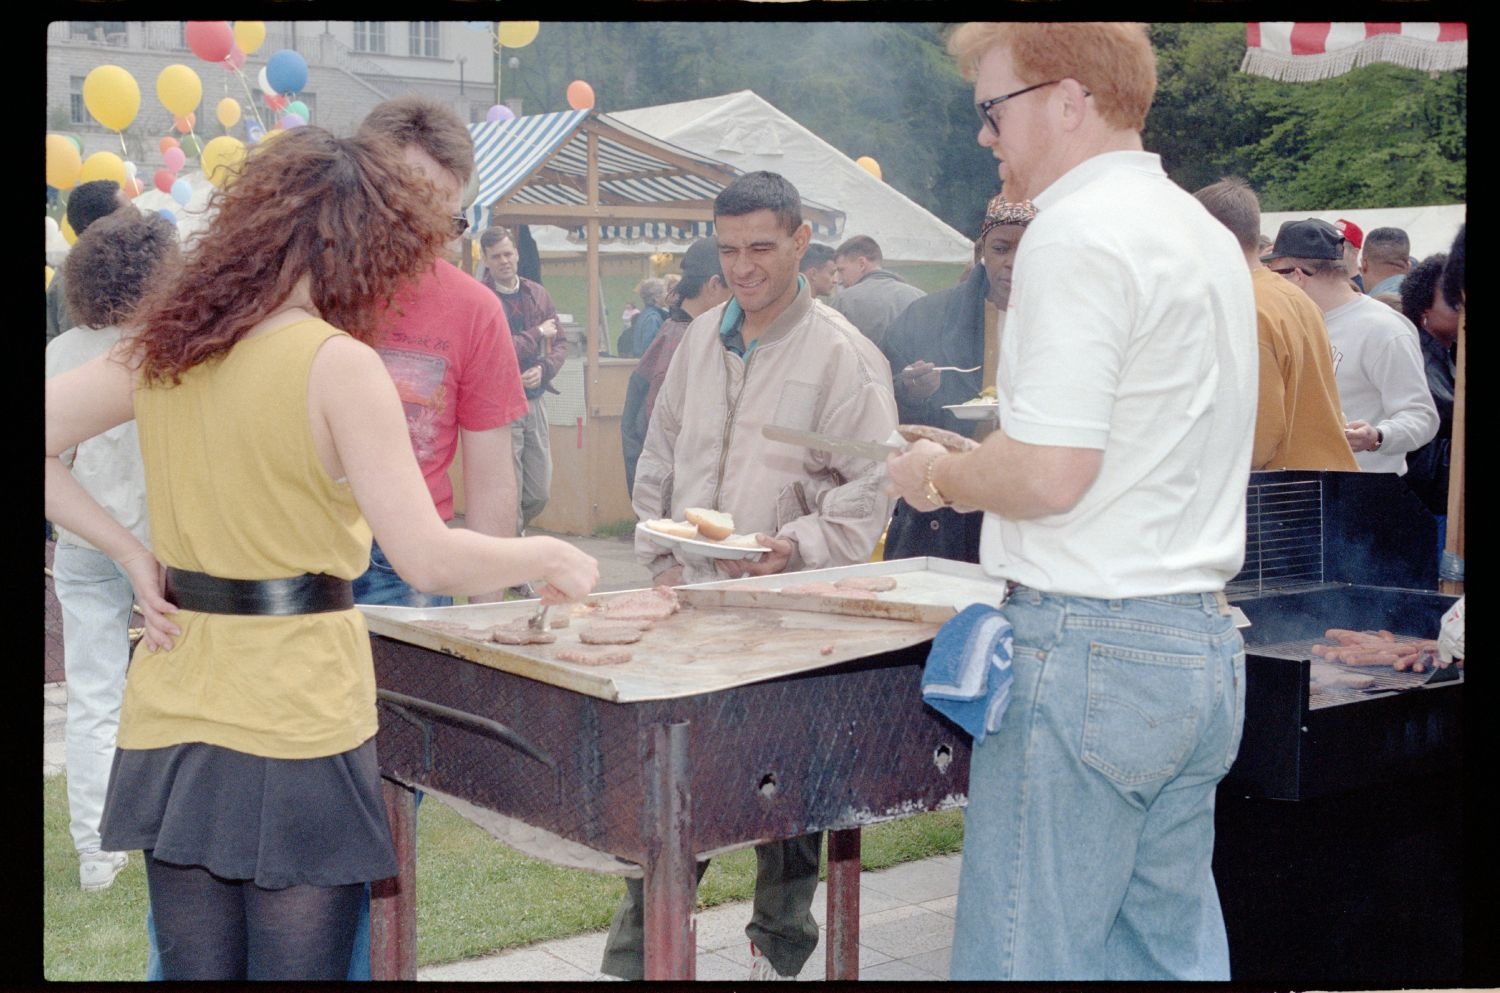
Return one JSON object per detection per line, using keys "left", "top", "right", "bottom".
{"left": 452, "top": 215, "right": 470, "bottom": 238}
{"left": 1270, "top": 266, "right": 1313, "bottom": 278}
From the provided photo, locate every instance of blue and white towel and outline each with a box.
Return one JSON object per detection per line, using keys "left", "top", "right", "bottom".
{"left": 921, "top": 602, "right": 1014, "bottom": 745}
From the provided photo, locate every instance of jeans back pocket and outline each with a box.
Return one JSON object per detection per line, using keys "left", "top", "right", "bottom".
{"left": 1082, "top": 641, "right": 1205, "bottom": 789}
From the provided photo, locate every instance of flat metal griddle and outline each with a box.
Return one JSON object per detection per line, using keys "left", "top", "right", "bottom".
{"left": 361, "top": 558, "right": 1009, "bottom": 703}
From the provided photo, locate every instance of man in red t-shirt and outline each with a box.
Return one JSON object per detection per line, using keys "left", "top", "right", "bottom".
{"left": 354, "top": 96, "right": 528, "bottom": 609}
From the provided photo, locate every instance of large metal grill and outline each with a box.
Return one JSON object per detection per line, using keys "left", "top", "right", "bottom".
{"left": 1222, "top": 470, "right": 1458, "bottom": 801}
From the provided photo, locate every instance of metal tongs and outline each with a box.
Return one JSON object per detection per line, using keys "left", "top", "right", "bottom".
{"left": 526, "top": 597, "right": 551, "bottom": 633}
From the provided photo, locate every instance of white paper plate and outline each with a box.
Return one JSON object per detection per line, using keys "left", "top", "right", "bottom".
{"left": 636, "top": 522, "right": 768, "bottom": 560}
{"left": 943, "top": 402, "right": 999, "bottom": 421}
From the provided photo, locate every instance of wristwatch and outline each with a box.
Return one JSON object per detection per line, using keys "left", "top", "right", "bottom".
{"left": 1371, "top": 426, "right": 1384, "bottom": 451}
{"left": 923, "top": 454, "right": 953, "bottom": 508}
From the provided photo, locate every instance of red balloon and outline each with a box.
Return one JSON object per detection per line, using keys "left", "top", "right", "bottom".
{"left": 173, "top": 113, "right": 196, "bottom": 134}
{"left": 185, "top": 21, "right": 234, "bottom": 63}
{"left": 153, "top": 168, "right": 175, "bottom": 193}
{"left": 224, "top": 44, "right": 246, "bottom": 70}
{"left": 263, "top": 93, "right": 288, "bottom": 113}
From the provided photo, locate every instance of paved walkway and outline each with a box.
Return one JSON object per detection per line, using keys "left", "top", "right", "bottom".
{"left": 418, "top": 855, "right": 961, "bottom": 982}
{"left": 42, "top": 530, "right": 962, "bottom": 981}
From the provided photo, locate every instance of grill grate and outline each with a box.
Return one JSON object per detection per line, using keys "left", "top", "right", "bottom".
{"left": 1228, "top": 478, "right": 1324, "bottom": 596}
{"left": 1250, "top": 635, "right": 1448, "bottom": 708}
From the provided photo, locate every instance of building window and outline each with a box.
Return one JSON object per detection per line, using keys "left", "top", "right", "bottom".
{"left": 354, "top": 22, "right": 386, "bottom": 54}
{"left": 70, "top": 75, "right": 88, "bottom": 124}
{"left": 409, "top": 21, "right": 440, "bottom": 58}
{"left": 68, "top": 21, "right": 126, "bottom": 44}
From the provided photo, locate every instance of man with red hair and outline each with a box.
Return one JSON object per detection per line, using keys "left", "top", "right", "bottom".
{"left": 888, "top": 23, "right": 1257, "bottom": 980}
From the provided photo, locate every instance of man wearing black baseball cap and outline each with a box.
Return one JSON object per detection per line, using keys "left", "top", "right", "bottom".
{"left": 1266, "top": 218, "right": 1437, "bottom": 474}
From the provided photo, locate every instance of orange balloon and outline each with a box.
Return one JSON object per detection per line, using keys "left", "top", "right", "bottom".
{"left": 174, "top": 112, "right": 196, "bottom": 134}
{"left": 159, "top": 135, "right": 180, "bottom": 155}
{"left": 566, "top": 80, "right": 595, "bottom": 111}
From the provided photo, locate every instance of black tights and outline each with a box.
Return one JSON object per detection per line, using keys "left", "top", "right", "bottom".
{"left": 144, "top": 852, "right": 365, "bottom": 980}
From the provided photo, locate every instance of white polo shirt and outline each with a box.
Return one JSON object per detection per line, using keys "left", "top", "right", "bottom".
{"left": 980, "top": 151, "right": 1258, "bottom": 599}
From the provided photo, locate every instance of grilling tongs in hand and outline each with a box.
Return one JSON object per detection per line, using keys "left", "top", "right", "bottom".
{"left": 526, "top": 598, "right": 551, "bottom": 633}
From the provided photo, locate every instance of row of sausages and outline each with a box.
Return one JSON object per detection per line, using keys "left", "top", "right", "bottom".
{"left": 1312, "top": 629, "right": 1441, "bottom": 673}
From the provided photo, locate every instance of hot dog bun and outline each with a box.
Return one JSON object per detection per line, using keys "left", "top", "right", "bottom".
{"left": 644, "top": 519, "right": 699, "bottom": 540}
{"left": 684, "top": 507, "right": 734, "bottom": 541}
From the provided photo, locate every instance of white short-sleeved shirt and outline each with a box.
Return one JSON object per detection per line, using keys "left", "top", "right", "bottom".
{"left": 980, "top": 151, "right": 1258, "bottom": 598}
{"left": 46, "top": 325, "right": 151, "bottom": 552}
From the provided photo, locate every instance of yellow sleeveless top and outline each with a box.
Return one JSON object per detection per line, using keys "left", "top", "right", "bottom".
{"left": 121, "top": 318, "right": 376, "bottom": 758}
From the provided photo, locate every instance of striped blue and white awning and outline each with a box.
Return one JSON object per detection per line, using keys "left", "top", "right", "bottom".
{"left": 466, "top": 111, "right": 844, "bottom": 245}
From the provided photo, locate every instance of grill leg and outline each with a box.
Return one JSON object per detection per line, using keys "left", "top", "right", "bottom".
{"left": 643, "top": 721, "right": 696, "bottom": 980}
{"left": 371, "top": 778, "right": 418, "bottom": 980}
{"left": 826, "top": 827, "right": 861, "bottom": 980}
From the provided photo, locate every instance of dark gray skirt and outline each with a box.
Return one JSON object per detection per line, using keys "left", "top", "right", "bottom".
{"left": 98, "top": 736, "right": 397, "bottom": 890}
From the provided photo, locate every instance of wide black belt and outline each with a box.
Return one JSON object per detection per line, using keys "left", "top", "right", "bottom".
{"left": 164, "top": 567, "right": 354, "bottom": 616}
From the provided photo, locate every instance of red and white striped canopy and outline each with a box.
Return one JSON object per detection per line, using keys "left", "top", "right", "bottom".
{"left": 1242, "top": 22, "right": 1467, "bottom": 81}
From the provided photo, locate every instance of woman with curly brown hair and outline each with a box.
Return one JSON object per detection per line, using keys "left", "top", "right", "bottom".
{"left": 44, "top": 126, "right": 598, "bottom": 980}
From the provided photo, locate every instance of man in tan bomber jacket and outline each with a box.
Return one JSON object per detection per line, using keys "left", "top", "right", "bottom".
{"left": 603, "top": 171, "right": 898, "bottom": 980}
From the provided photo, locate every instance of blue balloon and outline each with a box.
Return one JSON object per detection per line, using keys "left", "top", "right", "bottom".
{"left": 265, "top": 49, "right": 309, "bottom": 95}
{"left": 245, "top": 120, "right": 265, "bottom": 145}
{"left": 158, "top": 208, "right": 177, "bottom": 224}
{"left": 171, "top": 178, "right": 192, "bottom": 206}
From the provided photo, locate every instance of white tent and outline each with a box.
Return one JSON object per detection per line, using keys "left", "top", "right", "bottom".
{"left": 1262, "top": 204, "right": 1464, "bottom": 263}
{"left": 530, "top": 90, "right": 975, "bottom": 265}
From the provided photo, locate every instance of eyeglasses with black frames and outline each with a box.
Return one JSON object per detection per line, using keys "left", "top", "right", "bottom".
{"left": 452, "top": 215, "right": 471, "bottom": 238}
{"left": 1270, "top": 266, "right": 1314, "bottom": 278}
{"left": 975, "top": 80, "right": 1091, "bottom": 136}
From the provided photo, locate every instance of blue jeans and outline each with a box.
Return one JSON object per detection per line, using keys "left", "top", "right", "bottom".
{"left": 52, "top": 543, "right": 134, "bottom": 855}
{"left": 950, "top": 587, "right": 1245, "bottom": 981}
{"left": 352, "top": 541, "right": 453, "bottom": 608}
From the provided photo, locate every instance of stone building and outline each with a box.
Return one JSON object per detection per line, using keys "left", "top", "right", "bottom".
{"left": 47, "top": 20, "right": 505, "bottom": 172}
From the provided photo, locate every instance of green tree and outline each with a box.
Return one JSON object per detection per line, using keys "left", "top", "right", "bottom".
{"left": 1242, "top": 62, "right": 1466, "bottom": 209}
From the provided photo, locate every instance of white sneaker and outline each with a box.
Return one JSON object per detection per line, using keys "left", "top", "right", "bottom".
{"left": 748, "top": 943, "right": 797, "bottom": 981}
{"left": 79, "top": 850, "right": 128, "bottom": 892}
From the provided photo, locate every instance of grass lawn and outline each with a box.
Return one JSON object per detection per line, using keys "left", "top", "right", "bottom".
{"left": 42, "top": 773, "right": 963, "bottom": 980}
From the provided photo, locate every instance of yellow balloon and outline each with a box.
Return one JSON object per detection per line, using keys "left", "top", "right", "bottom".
{"left": 201, "top": 135, "right": 247, "bottom": 188}
{"left": 46, "top": 134, "right": 83, "bottom": 190}
{"left": 233, "top": 21, "right": 266, "bottom": 54}
{"left": 46, "top": 264, "right": 55, "bottom": 290}
{"left": 855, "top": 156, "right": 882, "bottom": 181}
{"left": 156, "top": 64, "right": 203, "bottom": 118}
{"left": 79, "top": 151, "right": 127, "bottom": 187}
{"left": 62, "top": 216, "right": 77, "bottom": 245}
{"left": 82, "top": 65, "right": 141, "bottom": 132}
{"left": 498, "top": 21, "right": 540, "bottom": 48}
{"left": 217, "top": 97, "right": 242, "bottom": 128}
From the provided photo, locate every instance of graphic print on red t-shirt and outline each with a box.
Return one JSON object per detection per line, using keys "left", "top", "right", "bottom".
{"left": 377, "top": 347, "right": 449, "bottom": 468}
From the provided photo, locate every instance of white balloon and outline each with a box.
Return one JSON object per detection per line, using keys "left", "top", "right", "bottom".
{"left": 45, "top": 215, "right": 59, "bottom": 236}
{"left": 257, "top": 65, "right": 276, "bottom": 97}
{"left": 124, "top": 160, "right": 138, "bottom": 180}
